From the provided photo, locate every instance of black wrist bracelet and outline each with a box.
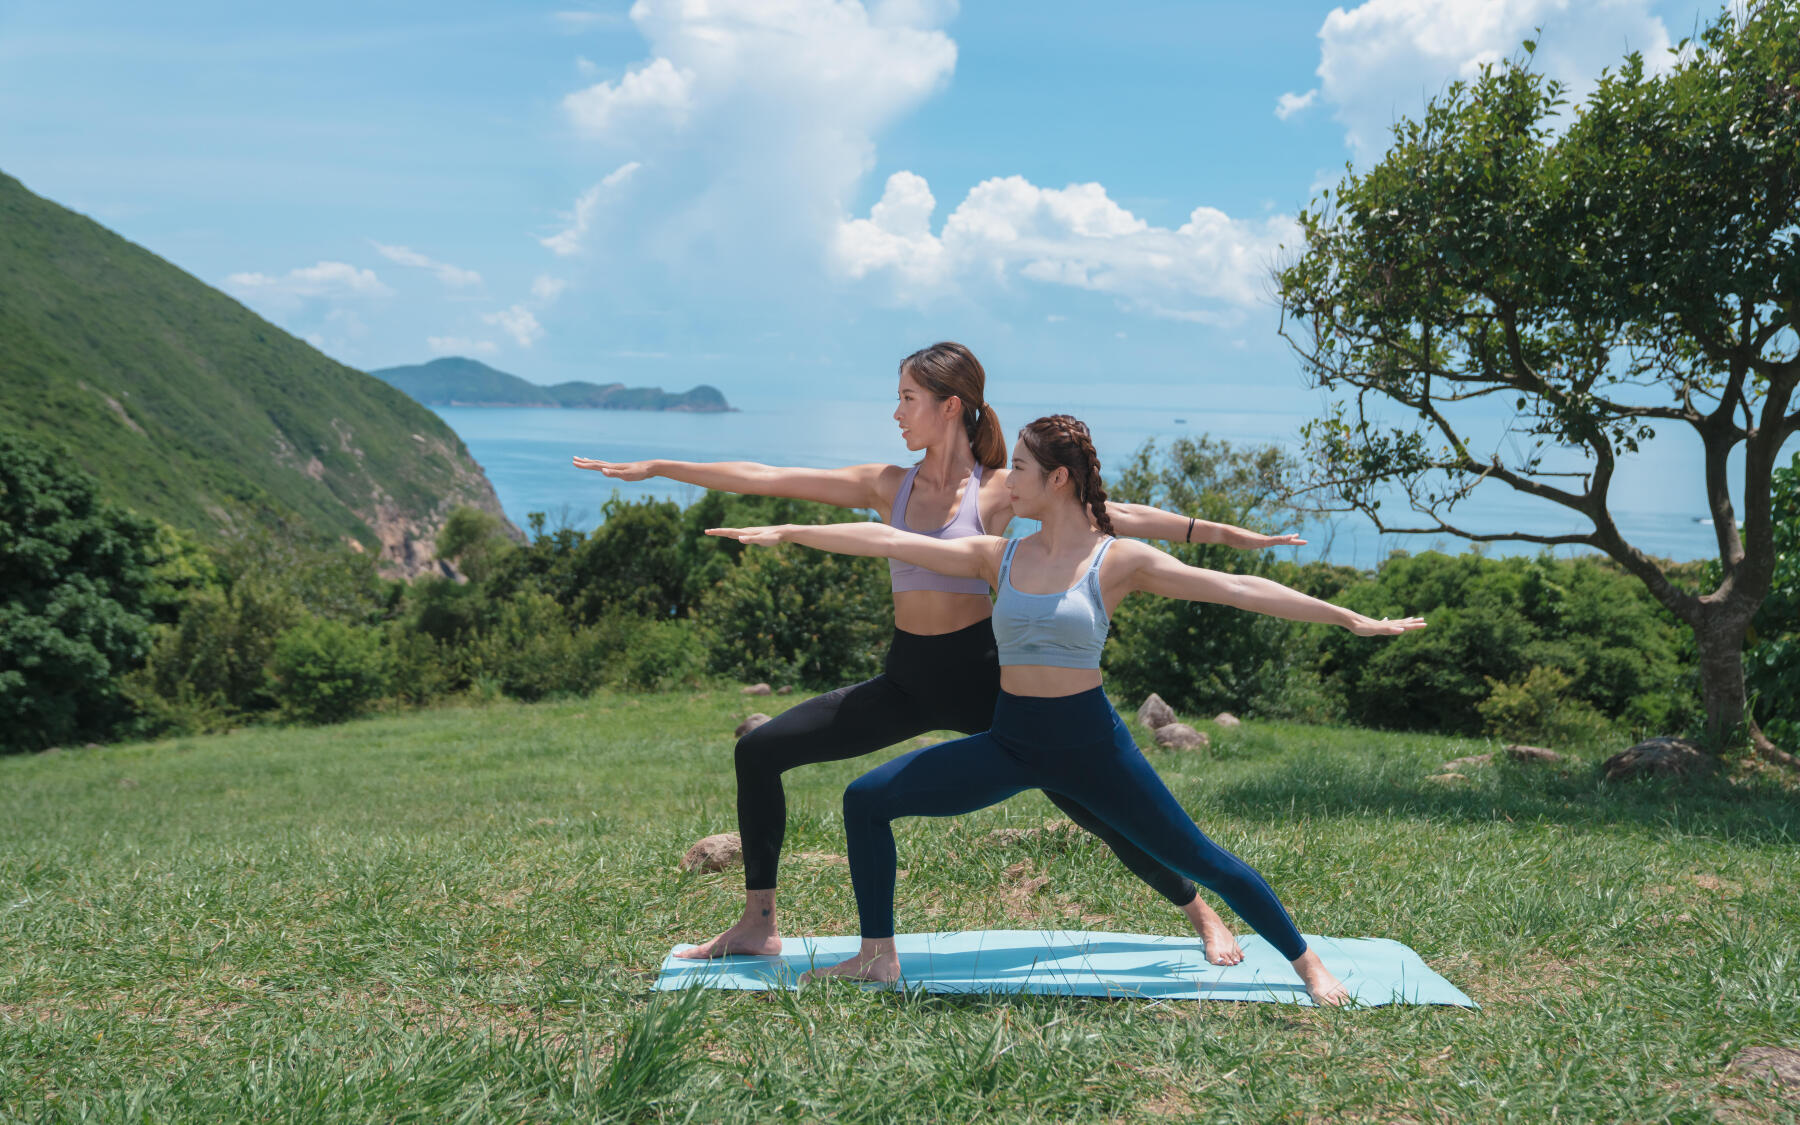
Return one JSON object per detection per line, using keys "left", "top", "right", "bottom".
{"left": 1185, "top": 517, "right": 1195, "bottom": 543}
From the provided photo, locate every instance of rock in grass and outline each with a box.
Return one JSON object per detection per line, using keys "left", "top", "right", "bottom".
{"left": 1153, "top": 723, "right": 1209, "bottom": 751}
{"left": 1506, "top": 744, "right": 1564, "bottom": 763}
{"left": 1427, "top": 772, "right": 1469, "bottom": 785}
{"left": 1730, "top": 1046, "right": 1800, "bottom": 1088}
{"left": 1213, "top": 712, "right": 1241, "bottom": 728}
{"left": 1137, "top": 693, "right": 1175, "bottom": 731}
{"left": 740, "top": 683, "right": 772, "bottom": 696}
{"left": 734, "top": 713, "right": 771, "bottom": 739}
{"left": 776, "top": 685, "right": 794, "bottom": 695}
{"left": 1441, "top": 754, "right": 1493, "bottom": 771}
{"left": 681, "top": 832, "right": 743, "bottom": 873}
{"left": 1604, "top": 736, "right": 1708, "bottom": 781}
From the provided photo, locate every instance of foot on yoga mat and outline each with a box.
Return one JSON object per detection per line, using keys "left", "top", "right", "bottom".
{"left": 655, "top": 929, "right": 1476, "bottom": 1008}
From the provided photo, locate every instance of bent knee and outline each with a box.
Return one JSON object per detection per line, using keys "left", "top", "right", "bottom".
{"left": 842, "top": 774, "right": 890, "bottom": 821}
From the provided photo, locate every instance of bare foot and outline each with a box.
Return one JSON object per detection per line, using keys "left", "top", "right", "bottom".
{"left": 674, "top": 890, "right": 782, "bottom": 959}
{"left": 1181, "top": 896, "right": 1244, "bottom": 966}
{"left": 673, "top": 923, "right": 782, "bottom": 959}
{"left": 1291, "top": 948, "right": 1352, "bottom": 1006}
{"left": 799, "top": 939, "right": 900, "bottom": 985}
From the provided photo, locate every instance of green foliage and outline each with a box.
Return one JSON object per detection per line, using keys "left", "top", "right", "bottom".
{"left": 1274, "top": 3, "right": 1800, "bottom": 745}
{"left": 1478, "top": 664, "right": 1613, "bottom": 748}
{"left": 465, "top": 591, "right": 607, "bottom": 703}
{"left": 1316, "top": 551, "right": 1694, "bottom": 738}
{"left": 0, "top": 171, "right": 513, "bottom": 554}
{"left": 0, "top": 430, "right": 158, "bottom": 751}
{"left": 615, "top": 618, "right": 710, "bottom": 691}
{"left": 1747, "top": 450, "right": 1800, "bottom": 748}
{"left": 696, "top": 541, "right": 888, "bottom": 689}
{"left": 435, "top": 506, "right": 513, "bottom": 585}
{"left": 269, "top": 618, "right": 392, "bottom": 724}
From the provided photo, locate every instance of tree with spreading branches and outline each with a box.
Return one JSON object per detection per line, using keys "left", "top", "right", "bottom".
{"left": 1276, "top": 1, "right": 1799, "bottom": 765}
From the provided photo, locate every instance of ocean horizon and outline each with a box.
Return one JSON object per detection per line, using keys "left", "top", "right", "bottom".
{"left": 433, "top": 394, "right": 1749, "bottom": 569}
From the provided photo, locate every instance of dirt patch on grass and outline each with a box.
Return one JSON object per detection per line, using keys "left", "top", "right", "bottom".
{"left": 1442, "top": 950, "right": 1584, "bottom": 1010}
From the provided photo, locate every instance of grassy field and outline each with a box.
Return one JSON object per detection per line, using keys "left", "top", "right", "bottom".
{"left": 2, "top": 689, "right": 1796, "bottom": 1123}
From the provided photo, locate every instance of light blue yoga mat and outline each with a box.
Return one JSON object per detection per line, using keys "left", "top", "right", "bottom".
{"left": 656, "top": 929, "right": 1476, "bottom": 1008}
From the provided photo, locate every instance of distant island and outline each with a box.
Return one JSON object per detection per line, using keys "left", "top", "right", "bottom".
{"left": 372, "top": 357, "right": 735, "bottom": 413}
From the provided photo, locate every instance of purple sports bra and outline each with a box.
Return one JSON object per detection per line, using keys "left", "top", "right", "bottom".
{"left": 887, "top": 462, "right": 992, "bottom": 596}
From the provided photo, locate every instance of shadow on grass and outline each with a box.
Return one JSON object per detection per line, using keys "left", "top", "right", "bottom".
{"left": 1203, "top": 757, "right": 1800, "bottom": 847}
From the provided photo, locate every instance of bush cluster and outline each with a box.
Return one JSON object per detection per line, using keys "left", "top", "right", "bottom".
{"left": 7, "top": 427, "right": 1760, "bottom": 754}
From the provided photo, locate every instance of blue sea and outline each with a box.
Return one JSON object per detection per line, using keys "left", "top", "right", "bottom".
{"left": 433, "top": 393, "right": 1742, "bottom": 569}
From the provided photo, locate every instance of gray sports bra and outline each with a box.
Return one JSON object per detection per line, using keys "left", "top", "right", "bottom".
{"left": 993, "top": 537, "right": 1116, "bottom": 668}
{"left": 887, "top": 463, "right": 991, "bottom": 596}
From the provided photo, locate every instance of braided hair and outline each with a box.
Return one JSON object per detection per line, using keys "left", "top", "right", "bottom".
{"left": 1017, "top": 415, "right": 1115, "bottom": 535}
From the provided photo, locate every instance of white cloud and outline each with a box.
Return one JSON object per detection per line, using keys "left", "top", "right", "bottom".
{"left": 553, "top": 10, "right": 622, "bottom": 32}
{"left": 563, "top": 56, "right": 695, "bottom": 135}
{"left": 1309, "top": 0, "right": 1673, "bottom": 161}
{"left": 557, "top": 0, "right": 957, "bottom": 275}
{"left": 225, "top": 260, "right": 390, "bottom": 300}
{"left": 531, "top": 275, "right": 569, "bottom": 302}
{"left": 483, "top": 305, "right": 543, "bottom": 348}
{"left": 576, "top": 55, "right": 600, "bottom": 76}
{"left": 834, "top": 171, "right": 1297, "bottom": 322}
{"left": 540, "top": 162, "right": 639, "bottom": 256}
{"left": 1275, "top": 88, "right": 1318, "bottom": 121}
{"left": 370, "top": 241, "right": 482, "bottom": 287}
{"left": 428, "top": 336, "right": 499, "bottom": 356}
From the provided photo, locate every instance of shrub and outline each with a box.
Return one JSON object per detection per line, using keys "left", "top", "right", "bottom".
{"left": 696, "top": 541, "right": 887, "bottom": 688}
{"left": 0, "top": 431, "right": 159, "bottom": 751}
{"left": 616, "top": 619, "right": 710, "bottom": 691}
{"left": 465, "top": 591, "right": 606, "bottom": 702}
{"left": 1477, "top": 664, "right": 1613, "bottom": 748}
{"left": 269, "top": 618, "right": 391, "bottom": 724}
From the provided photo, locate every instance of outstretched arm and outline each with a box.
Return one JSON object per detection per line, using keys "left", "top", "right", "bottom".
{"left": 572, "top": 457, "right": 889, "bottom": 512}
{"left": 706, "top": 523, "right": 1003, "bottom": 585}
{"left": 1118, "top": 541, "right": 1423, "bottom": 635}
{"left": 1105, "top": 502, "right": 1306, "bottom": 549}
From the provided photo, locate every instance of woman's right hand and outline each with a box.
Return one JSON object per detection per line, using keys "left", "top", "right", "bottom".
{"left": 572, "top": 456, "right": 658, "bottom": 480}
{"left": 705, "top": 525, "right": 789, "bottom": 546}
{"left": 1347, "top": 614, "right": 1427, "bottom": 636}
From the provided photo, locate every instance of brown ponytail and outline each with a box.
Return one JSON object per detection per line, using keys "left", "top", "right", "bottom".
{"left": 1018, "top": 415, "right": 1114, "bottom": 535}
{"left": 899, "top": 342, "right": 1006, "bottom": 469}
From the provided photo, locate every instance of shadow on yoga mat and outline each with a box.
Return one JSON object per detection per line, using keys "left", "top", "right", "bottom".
{"left": 656, "top": 929, "right": 1477, "bottom": 1008}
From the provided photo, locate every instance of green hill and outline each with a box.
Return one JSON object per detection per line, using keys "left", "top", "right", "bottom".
{"left": 0, "top": 172, "right": 516, "bottom": 574}
{"left": 373, "top": 356, "right": 734, "bottom": 412}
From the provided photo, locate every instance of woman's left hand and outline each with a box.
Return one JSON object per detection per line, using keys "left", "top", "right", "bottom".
{"left": 1348, "top": 614, "right": 1427, "bottom": 636}
{"left": 705, "top": 525, "right": 788, "bottom": 545}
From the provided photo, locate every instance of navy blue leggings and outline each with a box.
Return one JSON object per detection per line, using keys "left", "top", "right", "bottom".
{"left": 842, "top": 686, "right": 1308, "bottom": 960}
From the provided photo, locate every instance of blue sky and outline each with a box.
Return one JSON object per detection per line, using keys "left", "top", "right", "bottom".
{"left": 1, "top": 0, "right": 1723, "bottom": 407}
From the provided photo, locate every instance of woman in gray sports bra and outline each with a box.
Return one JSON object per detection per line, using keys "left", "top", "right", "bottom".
{"left": 707, "top": 414, "right": 1426, "bottom": 1005}
{"left": 575, "top": 343, "right": 1304, "bottom": 965}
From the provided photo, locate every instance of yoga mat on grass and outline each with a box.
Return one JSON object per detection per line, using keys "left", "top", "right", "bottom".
{"left": 656, "top": 930, "right": 1476, "bottom": 1008}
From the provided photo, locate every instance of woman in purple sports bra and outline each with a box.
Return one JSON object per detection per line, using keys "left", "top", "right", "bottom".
{"left": 573, "top": 342, "right": 1304, "bottom": 963}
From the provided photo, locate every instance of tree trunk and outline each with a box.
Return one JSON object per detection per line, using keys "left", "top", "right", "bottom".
{"left": 1692, "top": 605, "right": 1800, "bottom": 768}
{"left": 1692, "top": 610, "right": 1751, "bottom": 750}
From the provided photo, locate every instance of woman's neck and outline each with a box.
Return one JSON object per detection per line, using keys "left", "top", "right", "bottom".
{"left": 917, "top": 437, "right": 977, "bottom": 489}
{"left": 1032, "top": 499, "right": 1100, "bottom": 555}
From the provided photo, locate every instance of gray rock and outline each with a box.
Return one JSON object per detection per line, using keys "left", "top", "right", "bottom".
{"left": 680, "top": 832, "right": 743, "bottom": 873}
{"left": 1427, "top": 772, "right": 1469, "bottom": 785}
{"left": 1442, "top": 753, "right": 1493, "bottom": 771}
{"left": 740, "top": 683, "right": 772, "bottom": 696}
{"left": 776, "top": 685, "right": 794, "bottom": 695}
{"left": 1730, "top": 1045, "right": 1800, "bottom": 1088}
{"left": 1603, "top": 736, "right": 1708, "bottom": 781}
{"left": 1213, "top": 712, "right": 1242, "bottom": 728}
{"left": 734, "top": 713, "right": 772, "bottom": 739}
{"left": 1137, "top": 693, "right": 1175, "bottom": 731}
{"left": 1153, "top": 723, "right": 1210, "bottom": 751}
{"left": 1505, "top": 744, "right": 1564, "bottom": 763}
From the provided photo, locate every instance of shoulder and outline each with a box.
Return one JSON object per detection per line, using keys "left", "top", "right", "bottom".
{"left": 867, "top": 462, "right": 910, "bottom": 502}
{"left": 1100, "top": 537, "right": 1165, "bottom": 577}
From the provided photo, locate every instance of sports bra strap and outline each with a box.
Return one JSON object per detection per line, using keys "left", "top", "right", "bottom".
{"left": 1089, "top": 536, "right": 1117, "bottom": 574}
{"left": 999, "top": 537, "right": 1022, "bottom": 585}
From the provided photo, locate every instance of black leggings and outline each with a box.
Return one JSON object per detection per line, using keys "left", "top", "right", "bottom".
{"left": 733, "top": 619, "right": 1199, "bottom": 908}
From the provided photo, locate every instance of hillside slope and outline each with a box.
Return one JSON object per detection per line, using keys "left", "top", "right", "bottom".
{"left": 0, "top": 172, "right": 515, "bottom": 575}
{"left": 373, "top": 356, "right": 733, "bottom": 412}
